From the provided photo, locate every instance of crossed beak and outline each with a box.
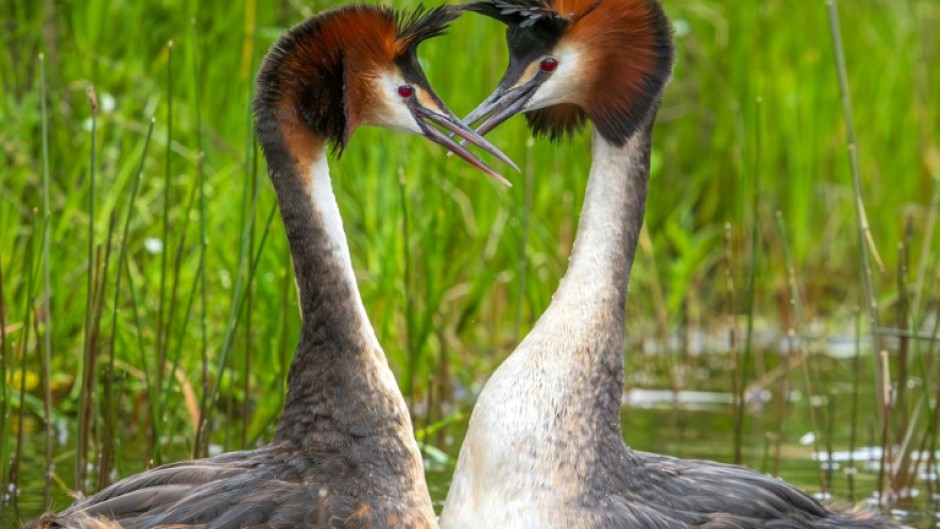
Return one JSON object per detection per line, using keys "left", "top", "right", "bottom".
{"left": 409, "top": 100, "right": 519, "bottom": 186}
{"left": 461, "top": 75, "right": 542, "bottom": 136}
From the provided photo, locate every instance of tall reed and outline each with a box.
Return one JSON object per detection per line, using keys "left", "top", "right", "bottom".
{"left": 773, "top": 210, "right": 826, "bottom": 492}
{"left": 825, "top": 0, "right": 886, "bottom": 416}
{"left": 0, "top": 245, "right": 9, "bottom": 501}
{"left": 102, "top": 118, "right": 156, "bottom": 483}
{"left": 38, "top": 52, "right": 53, "bottom": 505}
{"left": 154, "top": 41, "right": 175, "bottom": 462}
{"left": 10, "top": 231, "right": 37, "bottom": 506}
{"left": 192, "top": 15, "right": 210, "bottom": 460}
{"left": 76, "top": 85, "right": 99, "bottom": 494}
{"left": 736, "top": 98, "right": 762, "bottom": 466}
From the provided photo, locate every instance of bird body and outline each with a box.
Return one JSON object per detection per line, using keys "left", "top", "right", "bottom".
{"left": 443, "top": 124, "right": 655, "bottom": 529}
{"left": 36, "top": 153, "right": 435, "bottom": 523}
{"left": 30, "top": 5, "right": 511, "bottom": 529}
{"left": 440, "top": 0, "right": 906, "bottom": 527}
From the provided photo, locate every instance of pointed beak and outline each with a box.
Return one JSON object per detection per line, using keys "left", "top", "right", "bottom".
{"left": 411, "top": 104, "right": 517, "bottom": 186}
{"left": 462, "top": 77, "right": 541, "bottom": 136}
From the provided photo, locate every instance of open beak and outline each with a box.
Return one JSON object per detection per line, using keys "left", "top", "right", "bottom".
{"left": 411, "top": 104, "right": 517, "bottom": 186}
{"left": 462, "top": 77, "right": 541, "bottom": 136}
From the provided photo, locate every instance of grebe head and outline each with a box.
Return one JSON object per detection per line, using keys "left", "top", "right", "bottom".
{"left": 462, "top": 0, "right": 674, "bottom": 145}
{"left": 254, "top": 4, "right": 514, "bottom": 180}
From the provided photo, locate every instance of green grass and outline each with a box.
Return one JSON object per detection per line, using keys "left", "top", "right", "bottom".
{"left": 0, "top": 0, "right": 938, "bottom": 520}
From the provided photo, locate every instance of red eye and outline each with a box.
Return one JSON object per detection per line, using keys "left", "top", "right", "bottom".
{"left": 398, "top": 84, "right": 415, "bottom": 98}
{"left": 540, "top": 57, "right": 558, "bottom": 72}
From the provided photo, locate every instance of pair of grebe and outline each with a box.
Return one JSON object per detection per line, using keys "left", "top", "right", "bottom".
{"left": 31, "top": 1, "right": 905, "bottom": 528}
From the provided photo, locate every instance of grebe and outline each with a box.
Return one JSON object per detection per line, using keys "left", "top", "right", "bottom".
{"left": 31, "top": 5, "right": 513, "bottom": 529}
{"left": 439, "top": 0, "right": 905, "bottom": 527}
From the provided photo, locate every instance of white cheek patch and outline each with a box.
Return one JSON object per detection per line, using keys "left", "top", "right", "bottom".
{"left": 369, "top": 72, "right": 424, "bottom": 135}
{"left": 525, "top": 45, "right": 583, "bottom": 111}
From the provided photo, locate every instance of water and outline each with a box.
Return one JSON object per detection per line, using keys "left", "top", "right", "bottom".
{"left": 1, "top": 345, "right": 938, "bottom": 528}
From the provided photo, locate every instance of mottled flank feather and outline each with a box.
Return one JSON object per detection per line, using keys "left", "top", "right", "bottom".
{"left": 599, "top": 450, "right": 907, "bottom": 528}
{"left": 29, "top": 431, "right": 435, "bottom": 529}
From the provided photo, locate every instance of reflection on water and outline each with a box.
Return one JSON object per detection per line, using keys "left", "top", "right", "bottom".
{"left": 624, "top": 388, "right": 735, "bottom": 407}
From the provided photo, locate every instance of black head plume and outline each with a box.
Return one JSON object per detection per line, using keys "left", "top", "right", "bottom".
{"left": 397, "top": 4, "right": 462, "bottom": 55}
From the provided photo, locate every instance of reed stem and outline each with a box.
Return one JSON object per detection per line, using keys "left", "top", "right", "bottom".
{"left": 243, "top": 144, "right": 259, "bottom": 448}
{"left": 724, "top": 222, "right": 742, "bottom": 465}
{"left": 825, "top": 0, "right": 886, "bottom": 418}
{"left": 38, "top": 51, "right": 54, "bottom": 505}
{"left": 76, "top": 84, "right": 99, "bottom": 494}
{"left": 738, "top": 97, "right": 762, "bottom": 464}
{"left": 98, "top": 118, "right": 155, "bottom": 488}
{"left": 158, "top": 165, "right": 201, "bottom": 445}
{"left": 847, "top": 302, "right": 861, "bottom": 502}
{"left": 11, "top": 230, "right": 38, "bottom": 507}
{"left": 190, "top": 14, "right": 210, "bottom": 458}
{"left": 912, "top": 175, "right": 939, "bottom": 319}
{"left": 83, "top": 190, "right": 119, "bottom": 491}
{"left": 154, "top": 40, "right": 175, "bottom": 465}
{"left": 773, "top": 210, "right": 826, "bottom": 492}
{"left": 0, "top": 244, "right": 8, "bottom": 501}
{"left": 877, "top": 350, "right": 892, "bottom": 509}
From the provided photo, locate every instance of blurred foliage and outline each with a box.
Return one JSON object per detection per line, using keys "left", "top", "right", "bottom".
{"left": 0, "top": 0, "right": 938, "bottom": 515}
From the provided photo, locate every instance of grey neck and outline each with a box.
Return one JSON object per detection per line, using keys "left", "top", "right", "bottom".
{"left": 257, "top": 117, "right": 412, "bottom": 451}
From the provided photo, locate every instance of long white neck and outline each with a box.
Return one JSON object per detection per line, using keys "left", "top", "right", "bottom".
{"left": 545, "top": 129, "right": 649, "bottom": 325}
{"left": 510, "top": 126, "right": 651, "bottom": 441}
{"left": 440, "top": 126, "right": 652, "bottom": 528}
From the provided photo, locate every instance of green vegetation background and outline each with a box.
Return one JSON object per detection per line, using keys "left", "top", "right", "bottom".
{"left": 1, "top": 0, "right": 938, "bottom": 512}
